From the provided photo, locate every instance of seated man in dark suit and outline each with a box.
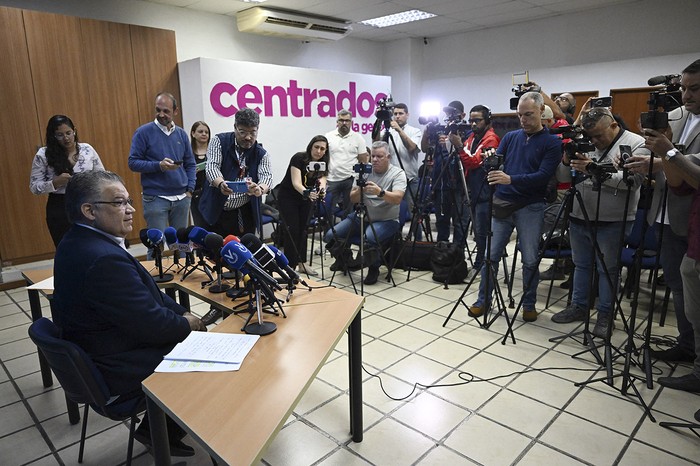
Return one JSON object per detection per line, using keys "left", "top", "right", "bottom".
{"left": 52, "top": 170, "right": 206, "bottom": 456}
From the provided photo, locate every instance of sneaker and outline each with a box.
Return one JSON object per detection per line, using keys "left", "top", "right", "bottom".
{"left": 551, "top": 304, "right": 587, "bottom": 323}
{"left": 133, "top": 419, "right": 195, "bottom": 457}
{"left": 522, "top": 309, "right": 538, "bottom": 322}
{"left": 650, "top": 345, "right": 696, "bottom": 362}
{"left": 200, "top": 307, "right": 223, "bottom": 326}
{"left": 559, "top": 275, "right": 573, "bottom": 289}
{"left": 364, "top": 267, "right": 380, "bottom": 285}
{"left": 540, "top": 264, "right": 565, "bottom": 281}
{"left": 469, "top": 304, "right": 484, "bottom": 317}
{"left": 592, "top": 315, "right": 614, "bottom": 338}
{"left": 297, "top": 263, "right": 318, "bottom": 276}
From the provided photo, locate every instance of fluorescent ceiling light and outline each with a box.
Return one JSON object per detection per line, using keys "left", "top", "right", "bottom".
{"left": 360, "top": 9, "right": 436, "bottom": 28}
{"left": 241, "top": 0, "right": 267, "bottom": 3}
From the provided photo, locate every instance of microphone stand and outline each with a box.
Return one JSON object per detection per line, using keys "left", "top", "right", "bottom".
{"left": 207, "top": 256, "right": 230, "bottom": 293}
{"left": 181, "top": 249, "right": 214, "bottom": 282}
{"left": 244, "top": 278, "right": 277, "bottom": 336}
{"left": 151, "top": 244, "right": 174, "bottom": 283}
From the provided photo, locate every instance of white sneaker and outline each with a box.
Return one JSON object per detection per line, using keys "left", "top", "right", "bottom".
{"left": 297, "top": 263, "right": 318, "bottom": 276}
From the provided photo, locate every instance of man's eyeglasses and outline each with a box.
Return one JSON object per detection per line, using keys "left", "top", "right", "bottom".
{"left": 554, "top": 96, "right": 570, "bottom": 102}
{"left": 92, "top": 198, "right": 134, "bottom": 209}
{"left": 235, "top": 127, "right": 258, "bottom": 138}
{"left": 468, "top": 118, "right": 484, "bottom": 124}
{"left": 54, "top": 130, "right": 75, "bottom": 140}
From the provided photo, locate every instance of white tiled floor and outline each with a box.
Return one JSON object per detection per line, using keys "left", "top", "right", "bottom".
{"left": 1, "top": 239, "right": 699, "bottom": 465}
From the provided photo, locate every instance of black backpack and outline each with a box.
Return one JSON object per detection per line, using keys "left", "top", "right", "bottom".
{"left": 431, "top": 241, "right": 469, "bottom": 284}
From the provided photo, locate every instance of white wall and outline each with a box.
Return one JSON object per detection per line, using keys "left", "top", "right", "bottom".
{"left": 5, "top": 0, "right": 699, "bottom": 119}
{"left": 409, "top": 0, "right": 700, "bottom": 114}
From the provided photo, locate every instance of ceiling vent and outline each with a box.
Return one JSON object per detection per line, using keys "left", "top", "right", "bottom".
{"left": 237, "top": 7, "right": 351, "bottom": 42}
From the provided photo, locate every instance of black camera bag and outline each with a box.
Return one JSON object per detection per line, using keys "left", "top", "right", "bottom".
{"left": 431, "top": 241, "right": 469, "bottom": 284}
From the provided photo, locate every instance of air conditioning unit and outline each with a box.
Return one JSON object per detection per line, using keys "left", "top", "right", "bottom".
{"left": 237, "top": 7, "right": 351, "bottom": 42}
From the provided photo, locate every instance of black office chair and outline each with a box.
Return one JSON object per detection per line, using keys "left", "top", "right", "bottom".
{"left": 28, "top": 317, "right": 146, "bottom": 465}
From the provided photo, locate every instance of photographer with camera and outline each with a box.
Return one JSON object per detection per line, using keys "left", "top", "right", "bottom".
{"left": 550, "top": 106, "right": 647, "bottom": 338}
{"left": 199, "top": 108, "right": 272, "bottom": 237}
{"left": 641, "top": 59, "right": 700, "bottom": 391}
{"left": 420, "top": 100, "right": 471, "bottom": 246}
{"left": 457, "top": 104, "right": 501, "bottom": 272}
{"left": 469, "top": 92, "right": 561, "bottom": 323}
{"left": 323, "top": 141, "right": 406, "bottom": 285}
{"left": 277, "top": 135, "right": 329, "bottom": 277}
{"left": 325, "top": 109, "right": 369, "bottom": 219}
{"left": 372, "top": 102, "right": 423, "bottom": 238}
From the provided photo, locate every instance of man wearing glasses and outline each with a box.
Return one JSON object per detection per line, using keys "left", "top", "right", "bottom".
{"left": 53, "top": 170, "right": 206, "bottom": 456}
{"left": 554, "top": 93, "right": 577, "bottom": 124}
{"left": 128, "top": 92, "right": 196, "bottom": 256}
{"left": 199, "top": 107, "right": 272, "bottom": 236}
{"left": 325, "top": 109, "right": 369, "bottom": 219}
{"left": 550, "top": 105, "right": 647, "bottom": 338}
{"left": 457, "top": 105, "right": 501, "bottom": 272}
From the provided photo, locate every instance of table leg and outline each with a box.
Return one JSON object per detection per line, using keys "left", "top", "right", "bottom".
{"left": 27, "top": 288, "right": 53, "bottom": 388}
{"left": 348, "top": 311, "right": 363, "bottom": 442}
{"left": 146, "top": 396, "right": 171, "bottom": 466}
{"left": 177, "top": 289, "right": 191, "bottom": 310}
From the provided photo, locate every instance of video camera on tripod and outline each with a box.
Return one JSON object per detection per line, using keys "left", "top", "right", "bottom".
{"left": 375, "top": 95, "right": 395, "bottom": 123}
{"left": 641, "top": 74, "right": 682, "bottom": 129}
{"left": 418, "top": 106, "right": 470, "bottom": 142}
{"left": 482, "top": 151, "right": 503, "bottom": 172}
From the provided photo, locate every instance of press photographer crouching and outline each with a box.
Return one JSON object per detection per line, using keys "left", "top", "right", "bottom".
{"left": 550, "top": 105, "right": 648, "bottom": 338}
{"left": 323, "top": 141, "right": 406, "bottom": 285}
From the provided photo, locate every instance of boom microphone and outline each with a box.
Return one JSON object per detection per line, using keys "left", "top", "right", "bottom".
{"left": 240, "top": 233, "right": 290, "bottom": 282}
{"left": 647, "top": 74, "right": 680, "bottom": 86}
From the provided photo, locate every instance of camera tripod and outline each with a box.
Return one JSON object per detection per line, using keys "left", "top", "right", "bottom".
{"left": 443, "top": 178, "right": 515, "bottom": 342}
{"left": 326, "top": 172, "right": 398, "bottom": 295}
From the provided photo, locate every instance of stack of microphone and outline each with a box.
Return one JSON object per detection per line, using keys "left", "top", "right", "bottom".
{"left": 142, "top": 226, "right": 308, "bottom": 298}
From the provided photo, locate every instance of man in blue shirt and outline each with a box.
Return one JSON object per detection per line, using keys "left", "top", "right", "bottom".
{"left": 470, "top": 92, "right": 562, "bottom": 322}
{"left": 128, "top": 92, "right": 196, "bottom": 254}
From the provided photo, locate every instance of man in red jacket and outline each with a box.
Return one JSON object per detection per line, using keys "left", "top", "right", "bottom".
{"left": 456, "top": 105, "right": 501, "bottom": 271}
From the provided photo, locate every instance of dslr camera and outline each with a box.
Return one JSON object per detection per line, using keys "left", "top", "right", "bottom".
{"left": 482, "top": 151, "right": 503, "bottom": 172}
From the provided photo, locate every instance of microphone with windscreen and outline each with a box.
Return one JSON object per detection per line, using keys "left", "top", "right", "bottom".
{"left": 267, "top": 245, "right": 311, "bottom": 288}
{"left": 221, "top": 241, "right": 282, "bottom": 336}
{"left": 204, "top": 233, "right": 229, "bottom": 293}
{"left": 146, "top": 228, "right": 173, "bottom": 283}
{"left": 240, "top": 233, "right": 291, "bottom": 283}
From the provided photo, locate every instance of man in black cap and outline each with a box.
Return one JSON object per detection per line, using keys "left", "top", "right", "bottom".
{"left": 421, "top": 100, "right": 470, "bottom": 245}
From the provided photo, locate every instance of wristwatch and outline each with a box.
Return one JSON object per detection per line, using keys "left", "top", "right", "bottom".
{"left": 378, "top": 189, "right": 386, "bottom": 198}
{"left": 665, "top": 148, "right": 680, "bottom": 162}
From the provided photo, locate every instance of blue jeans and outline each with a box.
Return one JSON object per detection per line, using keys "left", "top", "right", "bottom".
{"left": 476, "top": 202, "right": 545, "bottom": 310}
{"left": 570, "top": 220, "right": 631, "bottom": 317}
{"left": 142, "top": 195, "right": 191, "bottom": 258}
{"left": 657, "top": 224, "right": 694, "bottom": 353}
{"left": 326, "top": 177, "right": 355, "bottom": 219}
{"left": 471, "top": 200, "right": 490, "bottom": 271}
{"left": 324, "top": 213, "right": 400, "bottom": 268}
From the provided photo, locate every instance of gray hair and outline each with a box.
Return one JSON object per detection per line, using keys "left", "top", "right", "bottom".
{"left": 337, "top": 109, "right": 352, "bottom": 119}
{"left": 65, "top": 171, "right": 124, "bottom": 223}
{"left": 371, "top": 140, "right": 390, "bottom": 156}
{"left": 519, "top": 91, "right": 544, "bottom": 108}
{"left": 235, "top": 108, "right": 260, "bottom": 128}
